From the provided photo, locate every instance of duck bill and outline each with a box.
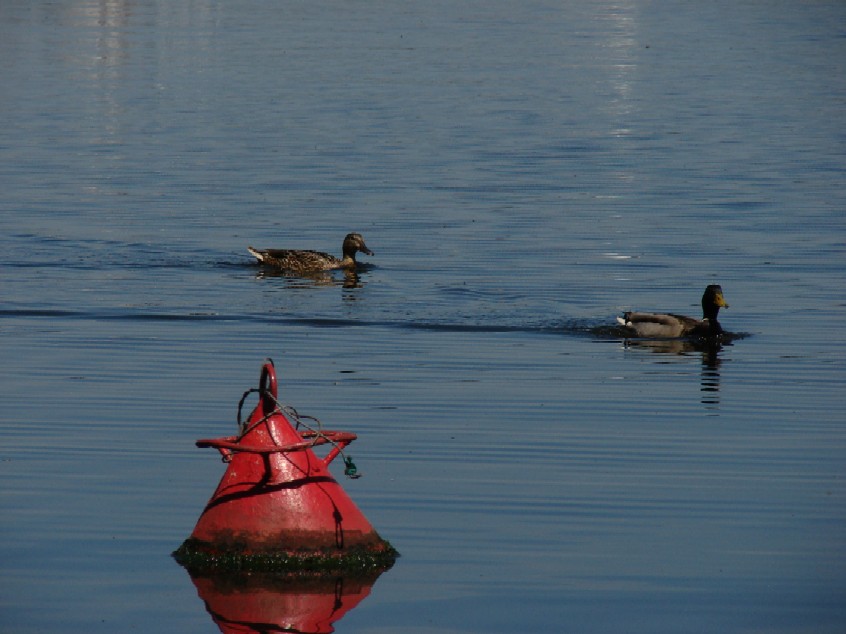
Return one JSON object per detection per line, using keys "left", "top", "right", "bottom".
{"left": 715, "top": 292, "right": 729, "bottom": 308}
{"left": 360, "top": 245, "right": 374, "bottom": 256}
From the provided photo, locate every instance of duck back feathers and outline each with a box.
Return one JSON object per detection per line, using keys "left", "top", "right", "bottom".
{"left": 616, "top": 312, "right": 702, "bottom": 338}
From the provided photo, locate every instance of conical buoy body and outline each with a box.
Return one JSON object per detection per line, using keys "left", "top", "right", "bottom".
{"left": 174, "top": 361, "right": 396, "bottom": 571}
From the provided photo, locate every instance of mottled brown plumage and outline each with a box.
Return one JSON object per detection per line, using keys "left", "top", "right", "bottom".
{"left": 248, "top": 233, "right": 373, "bottom": 274}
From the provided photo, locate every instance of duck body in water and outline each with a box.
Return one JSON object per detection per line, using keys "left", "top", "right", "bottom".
{"left": 248, "top": 233, "right": 373, "bottom": 274}
{"left": 616, "top": 285, "right": 729, "bottom": 338}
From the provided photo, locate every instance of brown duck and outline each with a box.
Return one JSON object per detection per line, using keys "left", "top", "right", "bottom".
{"left": 248, "top": 233, "right": 373, "bottom": 274}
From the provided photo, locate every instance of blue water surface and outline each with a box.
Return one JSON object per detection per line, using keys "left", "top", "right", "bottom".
{"left": 1, "top": 1, "right": 845, "bottom": 633}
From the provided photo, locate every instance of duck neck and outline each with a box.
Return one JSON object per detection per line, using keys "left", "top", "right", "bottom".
{"left": 702, "top": 304, "right": 723, "bottom": 334}
{"left": 707, "top": 317, "right": 723, "bottom": 335}
{"left": 704, "top": 309, "right": 722, "bottom": 333}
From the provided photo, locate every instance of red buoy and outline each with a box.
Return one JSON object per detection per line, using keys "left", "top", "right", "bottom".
{"left": 174, "top": 360, "right": 397, "bottom": 571}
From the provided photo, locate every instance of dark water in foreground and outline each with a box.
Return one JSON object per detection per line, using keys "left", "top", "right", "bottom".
{"left": 2, "top": 1, "right": 845, "bottom": 632}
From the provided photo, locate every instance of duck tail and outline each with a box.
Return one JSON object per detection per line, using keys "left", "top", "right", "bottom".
{"left": 247, "top": 246, "right": 265, "bottom": 262}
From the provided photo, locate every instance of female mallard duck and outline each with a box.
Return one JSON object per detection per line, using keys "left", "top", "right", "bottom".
{"left": 247, "top": 233, "right": 373, "bottom": 274}
{"left": 616, "top": 285, "right": 729, "bottom": 338}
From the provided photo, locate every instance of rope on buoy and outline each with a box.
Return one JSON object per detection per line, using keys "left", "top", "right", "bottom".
{"left": 235, "top": 386, "right": 363, "bottom": 479}
{"left": 236, "top": 387, "right": 262, "bottom": 434}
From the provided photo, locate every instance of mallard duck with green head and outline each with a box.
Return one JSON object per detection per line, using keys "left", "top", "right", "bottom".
{"left": 616, "top": 285, "right": 729, "bottom": 338}
{"left": 248, "top": 233, "right": 373, "bottom": 274}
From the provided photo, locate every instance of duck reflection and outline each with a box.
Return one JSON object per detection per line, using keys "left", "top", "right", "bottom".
{"left": 183, "top": 569, "right": 389, "bottom": 634}
{"left": 622, "top": 338, "right": 729, "bottom": 409}
{"left": 255, "top": 268, "right": 365, "bottom": 289}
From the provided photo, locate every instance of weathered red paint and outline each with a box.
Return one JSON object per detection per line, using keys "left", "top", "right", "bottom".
{"left": 187, "top": 571, "right": 382, "bottom": 634}
{"left": 182, "top": 360, "right": 392, "bottom": 559}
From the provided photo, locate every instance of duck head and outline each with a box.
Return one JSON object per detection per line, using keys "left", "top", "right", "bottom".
{"left": 343, "top": 233, "right": 374, "bottom": 258}
{"left": 702, "top": 284, "right": 728, "bottom": 322}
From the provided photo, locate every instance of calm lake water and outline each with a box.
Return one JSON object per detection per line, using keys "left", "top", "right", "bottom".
{"left": 2, "top": 1, "right": 845, "bottom": 632}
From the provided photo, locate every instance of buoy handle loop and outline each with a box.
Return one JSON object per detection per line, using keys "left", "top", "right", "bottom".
{"left": 259, "top": 359, "right": 277, "bottom": 399}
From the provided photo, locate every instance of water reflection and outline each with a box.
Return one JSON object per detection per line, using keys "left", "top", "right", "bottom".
{"left": 599, "top": 1, "right": 640, "bottom": 131}
{"left": 71, "top": 0, "right": 131, "bottom": 69}
{"left": 622, "top": 338, "right": 729, "bottom": 410}
{"left": 67, "top": 0, "right": 132, "bottom": 143}
{"left": 255, "top": 268, "right": 365, "bottom": 289}
{"left": 183, "top": 569, "right": 387, "bottom": 634}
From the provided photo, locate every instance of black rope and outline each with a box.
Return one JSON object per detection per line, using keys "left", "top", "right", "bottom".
{"left": 235, "top": 386, "right": 362, "bottom": 479}
{"left": 236, "top": 387, "right": 263, "bottom": 434}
